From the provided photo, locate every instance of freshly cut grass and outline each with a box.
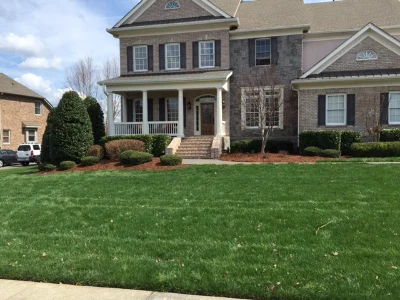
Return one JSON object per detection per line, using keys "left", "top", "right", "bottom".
{"left": 318, "top": 157, "right": 400, "bottom": 163}
{"left": 0, "top": 165, "right": 400, "bottom": 300}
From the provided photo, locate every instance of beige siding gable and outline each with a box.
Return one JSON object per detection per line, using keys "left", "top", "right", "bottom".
{"left": 325, "top": 37, "right": 400, "bottom": 72}
{"left": 135, "top": 0, "right": 213, "bottom": 23}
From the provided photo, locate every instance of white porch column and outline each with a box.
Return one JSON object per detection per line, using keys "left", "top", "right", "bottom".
{"left": 216, "top": 88, "right": 223, "bottom": 136}
{"left": 178, "top": 89, "right": 184, "bottom": 137}
{"left": 107, "top": 92, "right": 115, "bottom": 136}
{"left": 142, "top": 91, "right": 149, "bottom": 134}
{"left": 122, "top": 95, "right": 127, "bottom": 122}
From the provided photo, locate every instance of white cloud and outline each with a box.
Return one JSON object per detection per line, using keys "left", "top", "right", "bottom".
{"left": 0, "top": 33, "right": 44, "bottom": 55}
{"left": 19, "top": 57, "right": 63, "bottom": 70}
{"left": 15, "top": 73, "right": 52, "bottom": 96}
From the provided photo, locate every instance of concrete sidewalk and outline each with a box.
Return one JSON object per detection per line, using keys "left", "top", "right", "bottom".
{"left": 0, "top": 280, "right": 245, "bottom": 300}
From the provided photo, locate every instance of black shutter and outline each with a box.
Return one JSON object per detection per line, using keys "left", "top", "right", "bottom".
{"left": 127, "top": 46, "right": 133, "bottom": 72}
{"left": 347, "top": 94, "right": 356, "bottom": 126}
{"left": 147, "top": 45, "right": 153, "bottom": 71}
{"left": 248, "top": 39, "right": 256, "bottom": 67}
{"left": 148, "top": 98, "right": 153, "bottom": 121}
{"left": 380, "top": 93, "right": 389, "bottom": 125}
{"left": 183, "top": 97, "right": 187, "bottom": 129}
{"left": 159, "top": 44, "right": 165, "bottom": 70}
{"left": 271, "top": 37, "right": 279, "bottom": 65}
{"left": 318, "top": 95, "right": 326, "bottom": 126}
{"left": 127, "top": 99, "right": 134, "bottom": 122}
{"left": 159, "top": 98, "right": 166, "bottom": 121}
{"left": 193, "top": 41, "right": 199, "bottom": 68}
{"left": 180, "top": 43, "right": 186, "bottom": 69}
{"left": 215, "top": 40, "right": 221, "bottom": 67}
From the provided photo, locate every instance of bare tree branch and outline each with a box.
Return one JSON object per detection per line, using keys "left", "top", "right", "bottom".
{"left": 66, "top": 56, "right": 99, "bottom": 98}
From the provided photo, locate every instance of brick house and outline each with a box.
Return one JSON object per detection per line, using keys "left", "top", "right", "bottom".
{"left": 99, "top": 0, "right": 400, "bottom": 157}
{"left": 0, "top": 73, "right": 52, "bottom": 150}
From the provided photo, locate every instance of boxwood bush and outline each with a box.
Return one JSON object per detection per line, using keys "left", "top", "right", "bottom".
{"left": 380, "top": 129, "right": 400, "bottom": 142}
{"left": 38, "top": 163, "right": 57, "bottom": 172}
{"left": 105, "top": 140, "right": 146, "bottom": 161}
{"left": 320, "top": 149, "right": 341, "bottom": 158}
{"left": 160, "top": 154, "right": 182, "bottom": 166}
{"left": 230, "top": 139, "right": 294, "bottom": 154}
{"left": 120, "top": 151, "right": 153, "bottom": 166}
{"left": 59, "top": 161, "right": 76, "bottom": 170}
{"left": 351, "top": 142, "right": 400, "bottom": 157}
{"left": 303, "top": 146, "right": 322, "bottom": 157}
{"left": 87, "top": 145, "right": 105, "bottom": 159}
{"left": 299, "top": 131, "right": 341, "bottom": 153}
{"left": 341, "top": 131, "right": 363, "bottom": 155}
{"left": 81, "top": 156, "right": 100, "bottom": 166}
{"left": 152, "top": 135, "right": 172, "bottom": 157}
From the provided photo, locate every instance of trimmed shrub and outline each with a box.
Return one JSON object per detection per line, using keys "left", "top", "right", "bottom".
{"left": 351, "top": 142, "right": 400, "bottom": 157}
{"left": 160, "top": 154, "right": 183, "bottom": 166}
{"left": 380, "top": 129, "right": 400, "bottom": 142}
{"left": 230, "top": 140, "right": 251, "bottom": 153}
{"left": 303, "top": 146, "right": 322, "bottom": 157}
{"left": 40, "top": 109, "right": 55, "bottom": 163}
{"left": 267, "top": 140, "right": 295, "bottom": 153}
{"left": 320, "top": 149, "right": 341, "bottom": 158}
{"left": 105, "top": 139, "right": 146, "bottom": 161}
{"left": 38, "top": 163, "right": 57, "bottom": 172}
{"left": 341, "top": 131, "right": 363, "bottom": 155}
{"left": 299, "top": 131, "right": 341, "bottom": 153}
{"left": 50, "top": 91, "right": 93, "bottom": 164}
{"left": 81, "top": 156, "right": 100, "bottom": 166}
{"left": 85, "top": 97, "right": 106, "bottom": 145}
{"left": 100, "top": 135, "right": 153, "bottom": 153}
{"left": 120, "top": 151, "right": 153, "bottom": 166}
{"left": 230, "top": 139, "right": 294, "bottom": 154}
{"left": 152, "top": 135, "right": 172, "bottom": 157}
{"left": 59, "top": 161, "right": 76, "bottom": 170}
{"left": 88, "top": 145, "right": 105, "bottom": 159}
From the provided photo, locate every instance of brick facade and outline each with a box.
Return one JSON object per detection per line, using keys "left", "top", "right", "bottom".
{"left": 0, "top": 94, "right": 50, "bottom": 150}
{"left": 229, "top": 35, "right": 303, "bottom": 141}
{"left": 135, "top": 0, "right": 212, "bottom": 23}
{"left": 120, "top": 30, "right": 230, "bottom": 75}
{"left": 299, "top": 86, "right": 400, "bottom": 137}
{"left": 325, "top": 37, "right": 400, "bottom": 72}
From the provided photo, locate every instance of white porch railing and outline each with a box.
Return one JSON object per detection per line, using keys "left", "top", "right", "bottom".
{"left": 114, "top": 122, "right": 178, "bottom": 136}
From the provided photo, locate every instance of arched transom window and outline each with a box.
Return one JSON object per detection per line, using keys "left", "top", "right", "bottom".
{"left": 357, "top": 50, "right": 378, "bottom": 61}
{"left": 165, "top": 1, "right": 180, "bottom": 9}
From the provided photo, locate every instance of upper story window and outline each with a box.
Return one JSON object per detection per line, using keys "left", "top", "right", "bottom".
{"left": 356, "top": 50, "right": 378, "bottom": 61}
{"left": 165, "top": 43, "right": 180, "bottom": 70}
{"left": 326, "top": 94, "right": 347, "bottom": 126}
{"left": 165, "top": 1, "right": 180, "bottom": 9}
{"left": 134, "top": 45, "right": 148, "bottom": 72}
{"left": 255, "top": 39, "right": 271, "bottom": 66}
{"left": 35, "top": 100, "right": 42, "bottom": 115}
{"left": 389, "top": 92, "right": 400, "bottom": 125}
{"left": 199, "top": 41, "right": 215, "bottom": 68}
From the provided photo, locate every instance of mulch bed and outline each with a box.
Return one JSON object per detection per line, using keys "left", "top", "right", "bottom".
{"left": 220, "top": 152, "right": 332, "bottom": 163}
{"left": 39, "top": 158, "right": 188, "bottom": 175}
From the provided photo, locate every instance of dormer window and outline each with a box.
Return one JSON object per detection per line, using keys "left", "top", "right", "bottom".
{"left": 165, "top": 1, "right": 180, "bottom": 9}
{"left": 357, "top": 50, "right": 378, "bottom": 61}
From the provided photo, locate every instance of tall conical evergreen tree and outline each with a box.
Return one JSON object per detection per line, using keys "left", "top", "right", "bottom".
{"left": 50, "top": 91, "right": 93, "bottom": 164}
{"left": 40, "top": 109, "right": 55, "bottom": 163}
{"left": 84, "top": 96, "right": 106, "bottom": 145}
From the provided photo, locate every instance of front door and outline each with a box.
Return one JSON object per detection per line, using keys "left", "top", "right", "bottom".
{"left": 201, "top": 103, "right": 214, "bottom": 135}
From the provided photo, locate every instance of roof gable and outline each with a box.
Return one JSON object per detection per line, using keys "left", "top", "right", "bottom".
{"left": 115, "top": 0, "right": 231, "bottom": 28}
{"left": 302, "top": 23, "right": 400, "bottom": 78}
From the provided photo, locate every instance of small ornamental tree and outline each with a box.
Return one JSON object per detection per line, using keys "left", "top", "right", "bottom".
{"left": 50, "top": 91, "right": 93, "bottom": 164}
{"left": 40, "top": 109, "right": 55, "bottom": 163}
{"left": 84, "top": 96, "right": 106, "bottom": 144}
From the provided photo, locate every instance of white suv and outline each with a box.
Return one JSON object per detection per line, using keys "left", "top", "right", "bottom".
{"left": 17, "top": 144, "right": 41, "bottom": 166}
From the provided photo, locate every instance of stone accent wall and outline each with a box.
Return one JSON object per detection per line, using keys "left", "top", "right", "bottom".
{"left": 135, "top": 0, "right": 212, "bottom": 23}
{"left": 325, "top": 37, "right": 400, "bottom": 72}
{"left": 120, "top": 30, "right": 230, "bottom": 75}
{"left": 229, "top": 35, "right": 303, "bottom": 141}
{"left": 299, "top": 86, "right": 400, "bottom": 137}
{"left": 0, "top": 94, "right": 50, "bottom": 150}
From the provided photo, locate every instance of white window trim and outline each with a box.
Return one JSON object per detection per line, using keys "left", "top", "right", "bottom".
{"left": 165, "top": 43, "right": 180, "bottom": 70}
{"left": 199, "top": 40, "right": 215, "bottom": 69}
{"left": 356, "top": 50, "right": 378, "bottom": 61}
{"left": 241, "top": 86, "right": 284, "bottom": 130}
{"left": 255, "top": 38, "right": 271, "bottom": 66}
{"left": 389, "top": 91, "right": 400, "bottom": 125}
{"left": 326, "top": 94, "right": 347, "bottom": 126}
{"left": 165, "top": 1, "right": 180, "bottom": 10}
{"left": 134, "top": 99, "right": 143, "bottom": 122}
{"left": 133, "top": 45, "right": 148, "bottom": 72}
{"left": 2, "top": 130, "right": 11, "bottom": 145}
{"left": 25, "top": 129, "right": 38, "bottom": 144}
{"left": 35, "top": 100, "right": 42, "bottom": 115}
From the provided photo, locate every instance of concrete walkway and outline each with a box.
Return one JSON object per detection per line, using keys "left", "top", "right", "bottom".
{"left": 0, "top": 280, "right": 245, "bottom": 300}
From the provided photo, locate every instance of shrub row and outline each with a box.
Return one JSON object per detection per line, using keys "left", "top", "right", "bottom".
{"left": 230, "top": 139, "right": 294, "bottom": 154}
{"left": 351, "top": 142, "right": 400, "bottom": 157}
{"left": 81, "top": 156, "right": 100, "bottom": 166}
{"left": 100, "top": 134, "right": 171, "bottom": 157}
{"left": 120, "top": 151, "right": 153, "bottom": 166}
{"left": 105, "top": 140, "right": 145, "bottom": 161}
{"left": 303, "top": 147, "right": 341, "bottom": 158}
{"left": 88, "top": 145, "right": 105, "bottom": 160}
{"left": 380, "top": 129, "right": 400, "bottom": 142}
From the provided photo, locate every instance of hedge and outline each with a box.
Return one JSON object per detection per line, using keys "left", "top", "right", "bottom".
{"left": 160, "top": 154, "right": 183, "bottom": 166}
{"left": 105, "top": 140, "right": 145, "bottom": 161}
{"left": 230, "top": 139, "right": 294, "bottom": 154}
{"left": 380, "top": 129, "right": 400, "bottom": 142}
{"left": 299, "top": 131, "right": 341, "bottom": 153}
{"left": 87, "top": 145, "right": 105, "bottom": 160}
{"left": 81, "top": 156, "right": 100, "bottom": 166}
{"left": 320, "top": 149, "right": 341, "bottom": 158}
{"left": 59, "top": 161, "right": 76, "bottom": 170}
{"left": 120, "top": 151, "right": 153, "bottom": 166}
{"left": 152, "top": 135, "right": 172, "bottom": 157}
{"left": 351, "top": 142, "right": 400, "bottom": 157}
{"left": 341, "top": 131, "right": 363, "bottom": 155}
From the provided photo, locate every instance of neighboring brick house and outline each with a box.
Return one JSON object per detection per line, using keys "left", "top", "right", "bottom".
{"left": 99, "top": 0, "right": 400, "bottom": 157}
{"left": 0, "top": 73, "right": 52, "bottom": 150}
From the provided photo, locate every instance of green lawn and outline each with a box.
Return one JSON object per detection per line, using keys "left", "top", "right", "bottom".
{"left": 1, "top": 165, "right": 399, "bottom": 299}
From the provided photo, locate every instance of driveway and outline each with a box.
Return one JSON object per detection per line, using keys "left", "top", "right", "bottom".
{"left": 0, "top": 163, "right": 36, "bottom": 170}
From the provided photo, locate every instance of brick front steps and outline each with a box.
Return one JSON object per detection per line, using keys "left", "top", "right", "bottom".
{"left": 175, "top": 136, "right": 214, "bottom": 159}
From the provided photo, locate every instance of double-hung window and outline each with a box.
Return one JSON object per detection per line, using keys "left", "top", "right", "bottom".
{"left": 326, "top": 94, "right": 347, "bottom": 126}
{"left": 255, "top": 39, "right": 271, "bottom": 66}
{"left": 199, "top": 41, "right": 215, "bottom": 68}
{"left": 26, "top": 129, "right": 37, "bottom": 143}
{"left": 134, "top": 46, "right": 148, "bottom": 72}
{"left": 166, "top": 99, "right": 179, "bottom": 121}
{"left": 2, "top": 130, "right": 10, "bottom": 144}
{"left": 165, "top": 43, "right": 180, "bottom": 70}
{"left": 389, "top": 92, "right": 400, "bottom": 125}
{"left": 135, "top": 100, "right": 143, "bottom": 122}
{"left": 35, "top": 101, "right": 42, "bottom": 115}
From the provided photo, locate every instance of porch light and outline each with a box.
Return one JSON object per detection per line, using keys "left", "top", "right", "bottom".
{"left": 187, "top": 101, "right": 192, "bottom": 110}
{"left": 223, "top": 100, "right": 226, "bottom": 109}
